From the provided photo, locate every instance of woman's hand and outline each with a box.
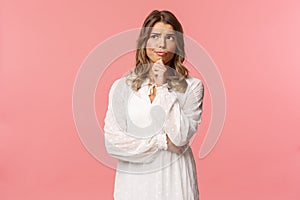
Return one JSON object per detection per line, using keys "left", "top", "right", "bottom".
{"left": 151, "top": 59, "right": 167, "bottom": 86}
{"left": 166, "top": 135, "right": 187, "bottom": 155}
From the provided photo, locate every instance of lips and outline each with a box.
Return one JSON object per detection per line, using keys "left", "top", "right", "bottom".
{"left": 155, "top": 51, "right": 167, "bottom": 56}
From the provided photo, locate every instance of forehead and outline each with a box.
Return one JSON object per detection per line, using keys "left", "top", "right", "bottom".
{"left": 150, "top": 22, "right": 175, "bottom": 34}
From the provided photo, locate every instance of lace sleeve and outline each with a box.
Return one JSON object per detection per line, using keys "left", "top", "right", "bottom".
{"left": 104, "top": 78, "right": 168, "bottom": 163}
{"left": 157, "top": 78, "right": 204, "bottom": 146}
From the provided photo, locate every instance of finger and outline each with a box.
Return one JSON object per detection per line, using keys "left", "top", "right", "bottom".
{"left": 152, "top": 64, "right": 164, "bottom": 71}
{"left": 154, "top": 59, "right": 166, "bottom": 70}
{"left": 155, "top": 58, "right": 164, "bottom": 65}
{"left": 152, "top": 66, "right": 159, "bottom": 72}
{"left": 174, "top": 147, "right": 183, "bottom": 155}
{"left": 178, "top": 146, "right": 186, "bottom": 155}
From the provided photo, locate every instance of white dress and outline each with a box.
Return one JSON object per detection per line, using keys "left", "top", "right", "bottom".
{"left": 104, "top": 76, "right": 204, "bottom": 200}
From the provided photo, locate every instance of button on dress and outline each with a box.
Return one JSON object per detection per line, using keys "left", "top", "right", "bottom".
{"left": 104, "top": 76, "right": 204, "bottom": 200}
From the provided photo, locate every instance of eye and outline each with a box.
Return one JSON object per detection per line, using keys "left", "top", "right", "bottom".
{"left": 166, "top": 35, "right": 175, "bottom": 41}
{"left": 150, "top": 34, "right": 159, "bottom": 39}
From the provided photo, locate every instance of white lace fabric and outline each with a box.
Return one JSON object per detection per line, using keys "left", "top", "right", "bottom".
{"left": 104, "top": 76, "right": 204, "bottom": 200}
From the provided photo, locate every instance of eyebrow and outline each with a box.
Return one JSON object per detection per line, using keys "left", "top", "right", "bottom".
{"left": 150, "top": 32, "right": 176, "bottom": 35}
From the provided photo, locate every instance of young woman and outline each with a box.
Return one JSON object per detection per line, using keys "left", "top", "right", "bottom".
{"left": 104, "top": 10, "right": 204, "bottom": 200}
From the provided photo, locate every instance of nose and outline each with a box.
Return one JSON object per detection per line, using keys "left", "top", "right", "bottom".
{"left": 158, "top": 36, "right": 166, "bottom": 48}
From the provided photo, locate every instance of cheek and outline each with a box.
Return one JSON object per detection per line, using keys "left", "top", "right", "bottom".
{"left": 146, "top": 40, "right": 155, "bottom": 49}
{"left": 166, "top": 42, "right": 176, "bottom": 53}
{"left": 146, "top": 41, "right": 156, "bottom": 60}
{"left": 146, "top": 48, "right": 151, "bottom": 57}
{"left": 145, "top": 46, "right": 155, "bottom": 62}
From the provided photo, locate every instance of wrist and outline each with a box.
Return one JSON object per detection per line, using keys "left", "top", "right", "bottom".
{"left": 166, "top": 134, "right": 170, "bottom": 145}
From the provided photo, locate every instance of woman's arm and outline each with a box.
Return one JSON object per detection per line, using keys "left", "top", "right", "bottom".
{"left": 104, "top": 79, "right": 168, "bottom": 163}
{"left": 150, "top": 60, "right": 204, "bottom": 147}
{"left": 159, "top": 78, "right": 204, "bottom": 147}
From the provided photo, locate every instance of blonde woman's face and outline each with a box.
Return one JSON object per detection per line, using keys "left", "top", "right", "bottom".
{"left": 146, "top": 22, "right": 176, "bottom": 65}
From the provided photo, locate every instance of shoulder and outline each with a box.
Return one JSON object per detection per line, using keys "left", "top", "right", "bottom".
{"left": 110, "top": 76, "right": 131, "bottom": 89}
{"left": 109, "top": 77, "right": 131, "bottom": 96}
{"left": 183, "top": 76, "right": 204, "bottom": 100}
{"left": 186, "top": 76, "right": 204, "bottom": 91}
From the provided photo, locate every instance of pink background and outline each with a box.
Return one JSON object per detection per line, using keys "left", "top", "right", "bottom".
{"left": 1, "top": 0, "right": 300, "bottom": 199}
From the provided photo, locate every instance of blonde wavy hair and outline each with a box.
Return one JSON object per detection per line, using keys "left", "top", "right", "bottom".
{"left": 126, "top": 10, "right": 189, "bottom": 93}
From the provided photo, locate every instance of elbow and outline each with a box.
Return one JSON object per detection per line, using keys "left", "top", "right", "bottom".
{"left": 174, "top": 124, "right": 199, "bottom": 147}
{"left": 104, "top": 138, "right": 114, "bottom": 156}
{"left": 168, "top": 134, "right": 189, "bottom": 147}
{"left": 104, "top": 133, "right": 117, "bottom": 157}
